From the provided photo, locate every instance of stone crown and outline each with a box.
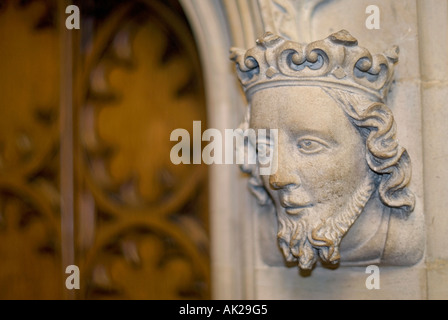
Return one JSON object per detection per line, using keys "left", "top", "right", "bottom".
{"left": 230, "top": 30, "right": 399, "bottom": 103}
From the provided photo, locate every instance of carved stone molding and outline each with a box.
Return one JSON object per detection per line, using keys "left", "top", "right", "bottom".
{"left": 221, "top": 0, "right": 333, "bottom": 49}
{"left": 258, "top": 0, "right": 331, "bottom": 42}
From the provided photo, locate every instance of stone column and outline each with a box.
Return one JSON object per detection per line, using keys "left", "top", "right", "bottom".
{"left": 418, "top": 0, "right": 448, "bottom": 300}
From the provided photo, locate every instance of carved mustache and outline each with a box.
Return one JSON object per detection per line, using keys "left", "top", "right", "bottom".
{"left": 279, "top": 192, "right": 313, "bottom": 214}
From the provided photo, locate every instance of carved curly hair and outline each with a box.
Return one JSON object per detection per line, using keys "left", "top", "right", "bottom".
{"left": 322, "top": 87, "right": 415, "bottom": 214}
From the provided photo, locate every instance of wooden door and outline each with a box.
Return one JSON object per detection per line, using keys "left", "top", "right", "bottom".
{"left": 0, "top": 0, "right": 210, "bottom": 299}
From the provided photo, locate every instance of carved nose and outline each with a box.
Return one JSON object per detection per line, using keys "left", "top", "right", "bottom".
{"left": 269, "top": 169, "right": 301, "bottom": 190}
{"left": 268, "top": 140, "right": 301, "bottom": 190}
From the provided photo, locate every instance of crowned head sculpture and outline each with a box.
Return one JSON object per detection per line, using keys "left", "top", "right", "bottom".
{"left": 230, "top": 30, "right": 421, "bottom": 271}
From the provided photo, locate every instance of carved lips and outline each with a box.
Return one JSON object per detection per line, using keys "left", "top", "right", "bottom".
{"left": 281, "top": 198, "right": 313, "bottom": 215}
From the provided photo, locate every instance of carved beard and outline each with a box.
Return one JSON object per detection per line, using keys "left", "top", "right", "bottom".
{"left": 276, "top": 175, "right": 375, "bottom": 270}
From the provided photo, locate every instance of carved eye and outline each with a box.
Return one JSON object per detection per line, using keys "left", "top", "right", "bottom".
{"left": 297, "top": 139, "right": 327, "bottom": 154}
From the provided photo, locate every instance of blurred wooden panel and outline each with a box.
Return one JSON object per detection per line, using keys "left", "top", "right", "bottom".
{"left": 0, "top": 0, "right": 62, "bottom": 299}
{"left": 76, "top": 0, "right": 210, "bottom": 299}
{"left": 0, "top": 0, "right": 209, "bottom": 299}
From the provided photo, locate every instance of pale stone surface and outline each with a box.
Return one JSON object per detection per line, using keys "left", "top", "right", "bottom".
{"left": 427, "top": 260, "right": 448, "bottom": 299}
{"left": 183, "top": 0, "right": 448, "bottom": 299}
{"left": 417, "top": 0, "right": 448, "bottom": 82}
{"left": 422, "top": 85, "right": 448, "bottom": 261}
{"left": 254, "top": 264, "right": 427, "bottom": 299}
{"left": 417, "top": 0, "right": 448, "bottom": 299}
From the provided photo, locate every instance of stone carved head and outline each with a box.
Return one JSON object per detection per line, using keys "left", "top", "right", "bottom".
{"left": 230, "top": 30, "right": 416, "bottom": 270}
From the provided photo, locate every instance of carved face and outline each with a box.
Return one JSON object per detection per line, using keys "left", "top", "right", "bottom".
{"left": 250, "top": 86, "right": 375, "bottom": 269}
